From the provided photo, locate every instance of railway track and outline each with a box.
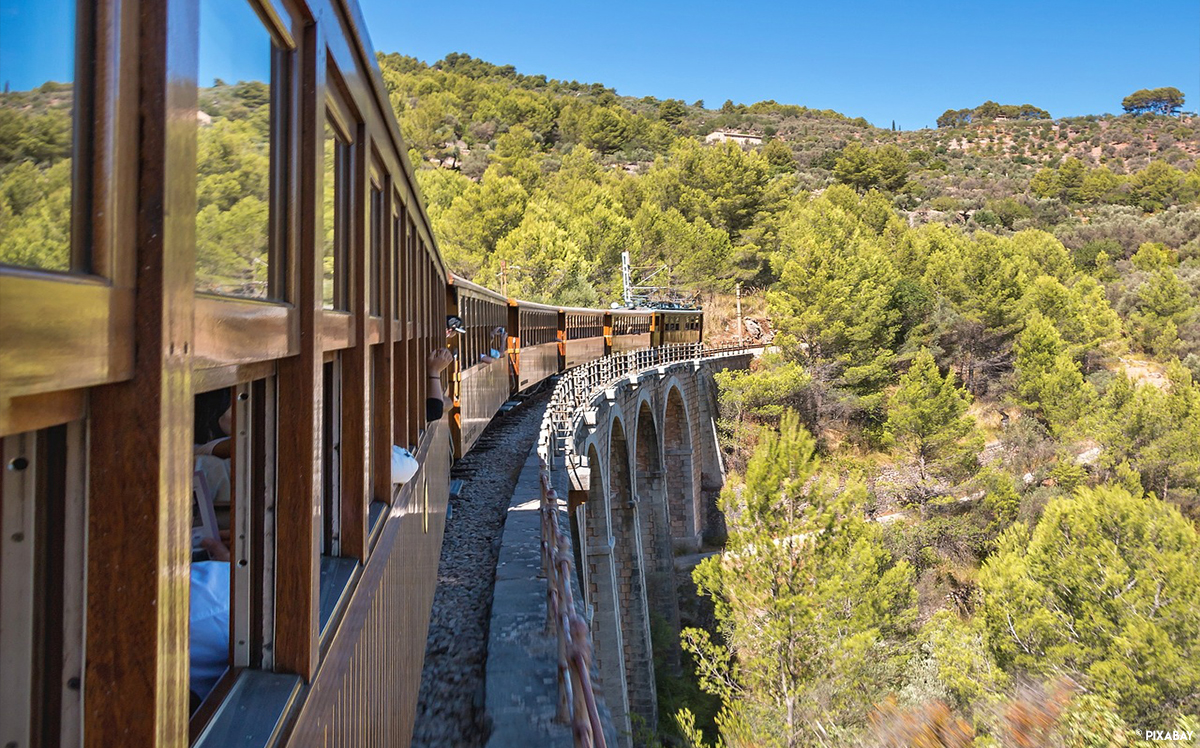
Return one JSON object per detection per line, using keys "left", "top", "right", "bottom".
{"left": 412, "top": 387, "right": 553, "bottom": 748}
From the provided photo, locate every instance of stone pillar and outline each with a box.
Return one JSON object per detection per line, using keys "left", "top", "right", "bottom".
{"left": 584, "top": 467, "right": 632, "bottom": 747}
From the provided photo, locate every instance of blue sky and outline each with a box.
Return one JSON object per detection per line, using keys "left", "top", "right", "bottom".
{"left": 2, "top": 0, "right": 1195, "bottom": 130}
{"left": 358, "top": 0, "right": 1200, "bottom": 130}
{"left": 1, "top": 0, "right": 271, "bottom": 92}
{"left": 0, "top": 0, "right": 75, "bottom": 91}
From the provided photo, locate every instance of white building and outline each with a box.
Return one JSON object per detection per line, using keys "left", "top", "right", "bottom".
{"left": 704, "top": 129, "right": 763, "bottom": 146}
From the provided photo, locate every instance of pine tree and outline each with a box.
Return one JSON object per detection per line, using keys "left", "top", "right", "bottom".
{"left": 886, "top": 349, "right": 983, "bottom": 481}
{"left": 1012, "top": 313, "right": 1095, "bottom": 434}
{"left": 979, "top": 484, "right": 1200, "bottom": 725}
{"left": 682, "top": 412, "right": 916, "bottom": 747}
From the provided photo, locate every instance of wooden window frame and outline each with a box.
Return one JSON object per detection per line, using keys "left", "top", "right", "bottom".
{"left": 193, "top": 1, "right": 300, "bottom": 371}
{"left": 186, "top": 374, "right": 281, "bottom": 743}
{"left": 0, "top": 0, "right": 137, "bottom": 431}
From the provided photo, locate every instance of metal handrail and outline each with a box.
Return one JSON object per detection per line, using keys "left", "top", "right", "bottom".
{"left": 532, "top": 343, "right": 758, "bottom": 747}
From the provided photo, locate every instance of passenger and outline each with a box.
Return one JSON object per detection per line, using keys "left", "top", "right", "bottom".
{"left": 426, "top": 347, "right": 453, "bottom": 422}
{"left": 194, "top": 390, "right": 232, "bottom": 459}
{"left": 193, "top": 390, "right": 232, "bottom": 530}
{"left": 189, "top": 537, "right": 230, "bottom": 712}
{"left": 479, "top": 326, "right": 506, "bottom": 364}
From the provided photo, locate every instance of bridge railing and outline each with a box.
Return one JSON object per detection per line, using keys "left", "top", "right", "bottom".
{"left": 532, "top": 342, "right": 758, "bottom": 747}
{"left": 538, "top": 471, "right": 608, "bottom": 748}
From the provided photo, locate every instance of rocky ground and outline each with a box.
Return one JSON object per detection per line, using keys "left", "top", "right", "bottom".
{"left": 410, "top": 388, "right": 551, "bottom": 748}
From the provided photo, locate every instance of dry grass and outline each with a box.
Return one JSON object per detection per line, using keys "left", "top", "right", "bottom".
{"left": 1117, "top": 355, "right": 1171, "bottom": 389}
{"left": 701, "top": 289, "right": 772, "bottom": 346}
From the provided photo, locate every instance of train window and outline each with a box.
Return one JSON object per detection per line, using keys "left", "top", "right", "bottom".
{"left": 322, "top": 117, "right": 350, "bottom": 311}
{"left": 1, "top": 422, "right": 87, "bottom": 747}
{"left": 188, "top": 380, "right": 280, "bottom": 730}
{"left": 194, "top": 0, "right": 278, "bottom": 299}
{"left": 391, "top": 195, "right": 403, "bottom": 324}
{"left": 318, "top": 357, "right": 356, "bottom": 635}
{"left": 369, "top": 178, "right": 383, "bottom": 317}
{"left": 320, "top": 361, "right": 341, "bottom": 557}
{"left": 0, "top": 0, "right": 84, "bottom": 272}
{"left": 368, "top": 345, "right": 387, "bottom": 530}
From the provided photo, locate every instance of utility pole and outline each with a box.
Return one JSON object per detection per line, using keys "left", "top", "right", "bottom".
{"left": 736, "top": 283, "right": 743, "bottom": 344}
{"left": 621, "top": 251, "right": 633, "bottom": 308}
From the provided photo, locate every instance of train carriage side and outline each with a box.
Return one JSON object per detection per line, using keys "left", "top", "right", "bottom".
{"left": 608, "top": 308, "right": 655, "bottom": 354}
{"left": 0, "top": 0, "right": 466, "bottom": 745}
{"left": 657, "top": 309, "right": 704, "bottom": 346}
{"left": 512, "top": 299, "right": 562, "bottom": 390}
{"left": 562, "top": 306, "right": 606, "bottom": 369}
{"left": 447, "top": 275, "right": 512, "bottom": 457}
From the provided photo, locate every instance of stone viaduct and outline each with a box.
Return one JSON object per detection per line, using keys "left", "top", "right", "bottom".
{"left": 545, "top": 349, "right": 755, "bottom": 747}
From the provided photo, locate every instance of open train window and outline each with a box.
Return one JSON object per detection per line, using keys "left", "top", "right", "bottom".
{"left": 188, "top": 380, "right": 296, "bottom": 744}
{"left": 194, "top": 0, "right": 287, "bottom": 300}
{"left": 0, "top": 0, "right": 92, "bottom": 273}
{"left": 318, "top": 357, "right": 356, "bottom": 637}
{"left": 1, "top": 422, "right": 87, "bottom": 747}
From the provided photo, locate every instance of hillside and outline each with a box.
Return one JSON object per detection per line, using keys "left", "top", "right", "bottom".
{"left": 380, "top": 53, "right": 1200, "bottom": 746}
{"left": 379, "top": 53, "right": 1199, "bottom": 299}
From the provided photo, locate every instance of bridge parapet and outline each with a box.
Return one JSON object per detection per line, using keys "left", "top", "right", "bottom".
{"left": 531, "top": 345, "right": 757, "bottom": 747}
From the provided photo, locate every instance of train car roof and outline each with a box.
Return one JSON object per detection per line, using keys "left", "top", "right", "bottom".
{"left": 557, "top": 305, "right": 608, "bottom": 316}
{"left": 511, "top": 298, "right": 561, "bottom": 314}
{"left": 448, "top": 274, "right": 509, "bottom": 303}
{"left": 609, "top": 307, "right": 657, "bottom": 316}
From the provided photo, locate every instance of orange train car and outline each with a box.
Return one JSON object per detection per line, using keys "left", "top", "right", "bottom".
{"left": 510, "top": 298, "right": 562, "bottom": 391}
{"left": 608, "top": 308, "right": 655, "bottom": 354}
{"left": 562, "top": 307, "right": 607, "bottom": 369}
{"left": 446, "top": 275, "right": 512, "bottom": 458}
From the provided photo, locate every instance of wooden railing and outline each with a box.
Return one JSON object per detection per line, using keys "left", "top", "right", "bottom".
{"left": 533, "top": 343, "right": 757, "bottom": 747}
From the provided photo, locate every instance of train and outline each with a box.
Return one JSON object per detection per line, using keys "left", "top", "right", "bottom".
{"left": 0, "top": 0, "right": 702, "bottom": 745}
{"left": 447, "top": 274, "right": 703, "bottom": 456}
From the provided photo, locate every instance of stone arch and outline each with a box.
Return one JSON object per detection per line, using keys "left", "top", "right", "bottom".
{"left": 581, "top": 442, "right": 631, "bottom": 741}
{"left": 609, "top": 415, "right": 656, "bottom": 731}
{"left": 634, "top": 400, "right": 668, "bottom": 578}
{"left": 663, "top": 384, "right": 700, "bottom": 552}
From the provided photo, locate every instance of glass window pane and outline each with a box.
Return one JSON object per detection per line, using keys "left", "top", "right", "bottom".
{"left": 196, "top": 0, "right": 273, "bottom": 299}
{"left": 369, "top": 185, "right": 382, "bottom": 316}
{"left": 0, "top": 0, "right": 76, "bottom": 271}
{"left": 322, "top": 122, "right": 339, "bottom": 310}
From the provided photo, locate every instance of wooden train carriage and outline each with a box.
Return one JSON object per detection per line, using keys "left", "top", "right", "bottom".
{"left": 562, "top": 307, "right": 606, "bottom": 369}
{"left": 0, "top": 0, "right": 453, "bottom": 746}
{"left": 654, "top": 309, "right": 705, "bottom": 346}
{"left": 608, "top": 308, "right": 655, "bottom": 354}
{"left": 448, "top": 275, "right": 512, "bottom": 457}
{"left": 511, "top": 300, "right": 562, "bottom": 390}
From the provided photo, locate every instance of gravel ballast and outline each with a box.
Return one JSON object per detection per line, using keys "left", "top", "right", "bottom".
{"left": 410, "top": 390, "right": 551, "bottom": 748}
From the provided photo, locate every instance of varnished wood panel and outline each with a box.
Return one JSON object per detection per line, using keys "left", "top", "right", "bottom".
{"left": 192, "top": 360, "right": 278, "bottom": 393}
{"left": 564, "top": 335, "right": 606, "bottom": 370}
{"left": 274, "top": 16, "right": 323, "bottom": 682}
{"left": 193, "top": 296, "right": 296, "bottom": 368}
{"left": 83, "top": 0, "right": 198, "bottom": 743}
{"left": 0, "top": 389, "right": 87, "bottom": 439}
{"left": 0, "top": 275, "right": 133, "bottom": 399}
{"left": 340, "top": 118, "right": 369, "bottom": 564}
{"left": 320, "top": 310, "right": 355, "bottom": 351}
{"left": 517, "top": 340, "right": 561, "bottom": 390}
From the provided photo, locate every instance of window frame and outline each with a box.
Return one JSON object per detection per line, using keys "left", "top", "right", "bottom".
{"left": 191, "top": 0, "right": 299, "bottom": 371}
